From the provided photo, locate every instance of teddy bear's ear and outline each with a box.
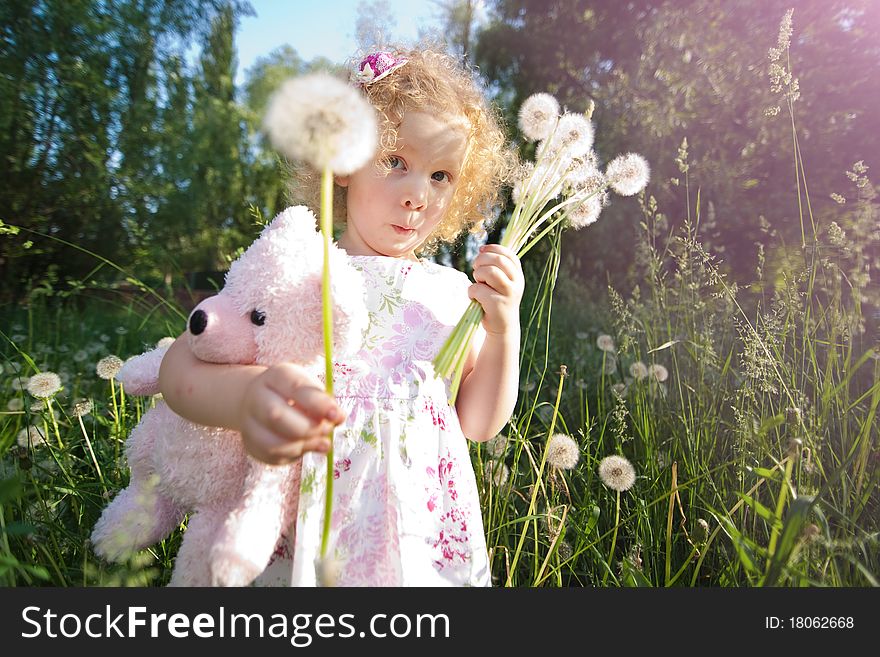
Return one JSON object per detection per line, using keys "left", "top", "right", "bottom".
{"left": 261, "top": 205, "right": 319, "bottom": 238}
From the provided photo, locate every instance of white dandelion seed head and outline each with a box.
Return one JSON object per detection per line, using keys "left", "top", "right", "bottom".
{"left": 546, "top": 113, "right": 594, "bottom": 158}
{"left": 546, "top": 433, "right": 581, "bottom": 470}
{"left": 605, "top": 153, "right": 650, "bottom": 196}
{"left": 518, "top": 93, "right": 560, "bottom": 141}
{"left": 568, "top": 192, "right": 604, "bottom": 229}
{"left": 576, "top": 171, "right": 608, "bottom": 198}
{"left": 629, "top": 361, "right": 649, "bottom": 380}
{"left": 483, "top": 460, "right": 510, "bottom": 488}
{"left": 26, "top": 372, "right": 62, "bottom": 399}
{"left": 7, "top": 397, "right": 24, "bottom": 412}
{"left": 611, "top": 382, "right": 627, "bottom": 397}
{"left": 511, "top": 162, "right": 534, "bottom": 206}
{"left": 598, "top": 454, "right": 636, "bottom": 492}
{"left": 73, "top": 399, "right": 93, "bottom": 417}
{"left": 519, "top": 380, "right": 536, "bottom": 393}
{"left": 648, "top": 363, "right": 669, "bottom": 382}
{"left": 485, "top": 434, "right": 509, "bottom": 459}
{"left": 11, "top": 376, "right": 29, "bottom": 391}
{"left": 17, "top": 425, "right": 46, "bottom": 448}
{"left": 73, "top": 349, "right": 89, "bottom": 363}
{"left": 96, "top": 355, "right": 124, "bottom": 380}
{"left": 597, "top": 334, "right": 616, "bottom": 353}
{"left": 263, "top": 73, "right": 378, "bottom": 174}
{"left": 156, "top": 336, "right": 176, "bottom": 349}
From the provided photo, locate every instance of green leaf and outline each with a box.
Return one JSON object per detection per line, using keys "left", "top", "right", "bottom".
{"left": 647, "top": 340, "right": 679, "bottom": 353}
{"left": 736, "top": 492, "right": 782, "bottom": 531}
{"left": 763, "top": 496, "right": 814, "bottom": 587}
{"left": 621, "top": 560, "right": 653, "bottom": 587}
{"left": 757, "top": 414, "right": 786, "bottom": 436}
{"left": 746, "top": 466, "right": 781, "bottom": 481}
{"left": 717, "top": 515, "right": 764, "bottom": 574}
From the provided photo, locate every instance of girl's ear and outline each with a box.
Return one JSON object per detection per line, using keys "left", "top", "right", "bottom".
{"left": 335, "top": 175, "right": 350, "bottom": 187}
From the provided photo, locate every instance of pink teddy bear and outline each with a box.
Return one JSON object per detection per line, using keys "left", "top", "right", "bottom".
{"left": 90, "top": 206, "right": 366, "bottom": 586}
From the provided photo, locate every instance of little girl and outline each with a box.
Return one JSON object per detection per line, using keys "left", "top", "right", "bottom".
{"left": 158, "top": 46, "right": 522, "bottom": 586}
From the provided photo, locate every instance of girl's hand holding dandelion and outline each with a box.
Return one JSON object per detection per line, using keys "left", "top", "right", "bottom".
{"left": 433, "top": 93, "right": 650, "bottom": 399}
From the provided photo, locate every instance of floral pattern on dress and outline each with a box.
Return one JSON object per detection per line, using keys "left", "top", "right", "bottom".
{"left": 253, "top": 255, "right": 491, "bottom": 587}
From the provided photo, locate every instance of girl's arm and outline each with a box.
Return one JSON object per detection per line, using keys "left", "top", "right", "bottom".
{"left": 454, "top": 244, "right": 524, "bottom": 442}
{"left": 158, "top": 334, "right": 343, "bottom": 464}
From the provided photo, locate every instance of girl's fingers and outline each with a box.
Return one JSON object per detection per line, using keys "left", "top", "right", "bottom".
{"left": 254, "top": 392, "right": 333, "bottom": 440}
{"left": 473, "top": 265, "right": 514, "bottom": 295}
{"left": 468, "top": 282, "right": 505, "bottom": 308}
{"left": 244, "top": 420, "right": 331, "bottom": 465}
{"left": 264, "top": 363, "right": 344, "bottom": 423}
{"left": 472, "top": 251, "right": 518, "bottom": 281}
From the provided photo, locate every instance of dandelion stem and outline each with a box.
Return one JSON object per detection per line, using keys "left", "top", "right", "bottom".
{"left": 45, "top": 398, "right": 63, "bottom": 449}
{"left": 603, "top": 490, "right": 621, "bottom": 586}
{"left": 78, "top": 415, "right": 106, "bottom": 493}
{"left": 319, "top": 166, "right": 335, "bottom": 562}
{"left": 505, "top": 366, "right": 566, "bottom": 586}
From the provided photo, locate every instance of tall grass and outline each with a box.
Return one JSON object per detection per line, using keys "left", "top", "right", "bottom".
{"left": 0, "top": 11, "right": 876, "bottom": 588}
{"left": 474, "top": 25, "right": 879, "bottom": 584}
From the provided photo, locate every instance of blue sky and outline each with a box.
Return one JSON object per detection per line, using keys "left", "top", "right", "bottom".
{"left": 234, "top": 0, "right": 447, "bottom": 84}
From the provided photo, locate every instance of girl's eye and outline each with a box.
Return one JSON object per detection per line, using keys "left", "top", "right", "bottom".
{"left": 387, "top": 155, "right": 405, "bottom": 169}
{"left": 432, "top": 171, "right": 451, "bottom": 183}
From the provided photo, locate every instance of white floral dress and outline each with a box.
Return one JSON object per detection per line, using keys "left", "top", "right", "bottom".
{"left": 255, "top": 255, "right": 491, "bottom": 587}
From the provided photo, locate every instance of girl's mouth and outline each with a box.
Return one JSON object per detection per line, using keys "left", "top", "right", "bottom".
{"left": 392, "top": 225, "right": 416, "bottom": 235}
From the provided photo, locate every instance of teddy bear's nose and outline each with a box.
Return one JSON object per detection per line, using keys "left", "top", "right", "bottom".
{"left": 189, "top": 309, "right": 208, "bottom": 335}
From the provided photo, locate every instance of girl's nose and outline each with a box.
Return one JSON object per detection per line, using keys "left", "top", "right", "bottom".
{"left": 402, "top": 181, "right": 427, "bottom": 210}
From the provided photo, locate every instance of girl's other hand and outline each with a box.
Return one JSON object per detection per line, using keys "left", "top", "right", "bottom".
{"left": 469, "top": 244, "right": 525, "bottom": 336}
{"left": 238, "top": 363, "right": 345, "bottom": 465}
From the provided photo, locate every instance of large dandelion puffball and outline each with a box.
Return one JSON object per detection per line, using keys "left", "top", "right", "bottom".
{"left": 568, "top": 193, "right": 603, "bottom": 229}
{"left": 26, "top": 372, "right": 62, "bottom": 399}
{"left": 596, "top": 334, "right": 616, "bottom": 353}
{"left": 518, "top": 93, "right": 560, "bottom": 141}
{"left": 545, "top": 113, "right": 594, "bottom": 158}
{"left": 96, "top": 355, "right": 123, "bottom": 380}
{"left": 598, "top": 455, "right": 636, "bottom": 492}
{"left": 649, "top": 363, "right": 669, "bottom": 382}
{"left": 629, "top": 361, "right": 649, "bottom": 380}
{"left": 547, "top": 433, "right": 581, "bottom": 470}
{"left": 605, "top": 153, "right": 650, "bottom": 196}
{"left": 263, "top": 73, "right": 378, "bottom": 174}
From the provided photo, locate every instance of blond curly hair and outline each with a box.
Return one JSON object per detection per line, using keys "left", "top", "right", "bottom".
{"left": 289, "top": 46, "right": 514, "bottom": 254}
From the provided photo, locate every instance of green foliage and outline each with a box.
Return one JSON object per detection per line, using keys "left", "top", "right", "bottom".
{"left": 475, "top": 0, "right": 880, "bottom": 291}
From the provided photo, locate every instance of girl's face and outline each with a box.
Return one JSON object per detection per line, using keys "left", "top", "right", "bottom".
{"left": 337, "top": 110, "right": 469, "bottom": 260}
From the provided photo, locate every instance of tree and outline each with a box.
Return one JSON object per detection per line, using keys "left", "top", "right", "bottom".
{"left": 0, "top": 0, "right": 254, "bottom": 300}
{"left": 474, "top": 0, "right": 880, "bottom": 289}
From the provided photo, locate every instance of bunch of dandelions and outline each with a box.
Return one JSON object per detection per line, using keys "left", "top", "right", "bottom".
{"left": 434, "top": 92, "right": 650, "bottom": 399}
{"left": 263, "top": 71, "right": 378, "bottom": 585}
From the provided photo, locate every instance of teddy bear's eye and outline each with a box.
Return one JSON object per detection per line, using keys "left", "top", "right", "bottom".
{"left": 250, "top": 310, "right": 266, "bottom": 326}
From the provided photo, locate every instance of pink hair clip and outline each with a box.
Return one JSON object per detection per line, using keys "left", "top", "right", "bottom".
{"left": 351, "top": 51, "right": 408, "bottom": 86}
